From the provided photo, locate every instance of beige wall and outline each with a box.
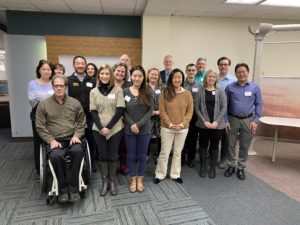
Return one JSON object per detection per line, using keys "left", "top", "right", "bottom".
{"left": 142, "top": 16, "right": 300, "bottom": 78}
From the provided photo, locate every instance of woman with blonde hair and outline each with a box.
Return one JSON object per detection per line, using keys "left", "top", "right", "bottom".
{"left": 195, "top": 69, "right": 227, "bottom": 178}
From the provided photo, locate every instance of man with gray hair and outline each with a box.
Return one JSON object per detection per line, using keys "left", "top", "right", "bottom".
{"left": 160, "top": 55, "right": 174, "bottom": 84}
{"left": 195, "top": 57, "right": 207, "bottom": 86}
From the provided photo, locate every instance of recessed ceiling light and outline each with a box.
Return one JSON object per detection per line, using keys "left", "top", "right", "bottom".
{"left": 261, "top": 0, "right": 300, "bottom": 7}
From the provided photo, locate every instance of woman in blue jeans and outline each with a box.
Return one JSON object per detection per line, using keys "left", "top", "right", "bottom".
{"left": 123, "top": 65, "right": 153, "bottom": 193}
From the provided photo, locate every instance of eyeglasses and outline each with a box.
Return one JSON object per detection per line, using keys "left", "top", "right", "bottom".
{"left": 53, "top": 84, "right": 66, "bottom": 89}
{"left": 219, "top": 63, "right": 229, "bottom": 66}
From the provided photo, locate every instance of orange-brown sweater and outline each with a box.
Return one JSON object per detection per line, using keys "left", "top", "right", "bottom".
{"left": 159, "top": 89, "right": 194, "bottom": 129}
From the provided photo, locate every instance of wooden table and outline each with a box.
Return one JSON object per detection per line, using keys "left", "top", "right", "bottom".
{"left": 259, "top": 116, "right": 300, "bottom": 162}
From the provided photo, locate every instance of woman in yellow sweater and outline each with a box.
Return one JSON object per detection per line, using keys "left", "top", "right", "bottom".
{"left": 154, "top": 69, "right": 193, "bottom": 184}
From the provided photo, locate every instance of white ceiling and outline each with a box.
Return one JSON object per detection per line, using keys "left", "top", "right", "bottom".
{"left": 1, "top": 0, "right": 300, "bottom": 26}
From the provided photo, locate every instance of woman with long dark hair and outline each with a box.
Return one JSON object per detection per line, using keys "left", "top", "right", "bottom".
{"left": 153, "top": 69, "right": 193, "bottom": 184}
{"left": 123, "top": 65, "right": 153, "bottom": 193}
{"left": 86, "top": 63, "right": 98, "bottom": 77}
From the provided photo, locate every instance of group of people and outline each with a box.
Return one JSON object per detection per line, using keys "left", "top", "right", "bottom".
{"left": 27, "top": 54, "right": 262, "bottom": 204}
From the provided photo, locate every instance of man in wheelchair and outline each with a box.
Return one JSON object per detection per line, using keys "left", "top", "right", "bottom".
{"left": 36, "top": 74, "right": 86, "bottom": 203}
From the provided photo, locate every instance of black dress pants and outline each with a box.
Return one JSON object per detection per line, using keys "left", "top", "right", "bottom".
{"left": 49, "top": 141, "right": 84, "bottom": 194}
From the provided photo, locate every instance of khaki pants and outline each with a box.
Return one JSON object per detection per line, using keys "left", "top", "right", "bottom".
{"left": 155, "top": 127, "right": 188, "bottom": 179}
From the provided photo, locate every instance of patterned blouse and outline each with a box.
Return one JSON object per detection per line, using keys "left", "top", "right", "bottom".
{"left": 147, "top": 83, "right": 166, "bottom": 138}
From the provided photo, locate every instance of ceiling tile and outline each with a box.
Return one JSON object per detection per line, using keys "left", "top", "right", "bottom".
{"left": 0, "top": 0, "right": 39, "bottom": 11}
{"left": 30, "top": 0, "right": 70, "bottom": 12}
{"left": 64, "top": 0, "right": 103, "bottom": 13}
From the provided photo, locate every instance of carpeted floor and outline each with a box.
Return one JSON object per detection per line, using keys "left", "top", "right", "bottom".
{"left": 1, "top": 129, "right": 300, "bottom": 225}
{"left": 247, "top": 138, "right": 300, "bottom": 203}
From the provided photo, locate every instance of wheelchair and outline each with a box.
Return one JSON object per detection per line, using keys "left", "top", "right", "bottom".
{"left": 39, "top": 137, "right": 91, "bottom": 205}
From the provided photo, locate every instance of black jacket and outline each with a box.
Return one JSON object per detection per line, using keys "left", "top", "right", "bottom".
{"left": 67, "top": 73, "right": 96, "bottom": 118}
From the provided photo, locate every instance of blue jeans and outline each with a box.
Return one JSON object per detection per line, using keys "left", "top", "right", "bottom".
{"left": 125, "top": 134, "right": 151, "bottom": 176}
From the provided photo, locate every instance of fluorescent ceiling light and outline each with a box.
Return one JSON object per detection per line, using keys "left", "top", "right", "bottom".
{"left": 225, "top": 0, "right": 262, "bottom": 4}
{"left": 261, "top": 0, "right": 300, "bottom": 7}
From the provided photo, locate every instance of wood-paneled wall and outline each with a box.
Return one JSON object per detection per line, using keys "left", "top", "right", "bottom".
{"left": 46, "top": 35, "right": 142, "bottom": 66}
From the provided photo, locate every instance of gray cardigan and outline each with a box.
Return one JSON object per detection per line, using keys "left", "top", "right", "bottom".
{"left": 123, "top": 87, "right": 153, "bottom": 135}
{"left": 195, "top": 86, "right": 227, "bottom": 129}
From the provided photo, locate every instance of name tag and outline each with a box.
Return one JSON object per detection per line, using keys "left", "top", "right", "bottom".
{"left": 155, "top": 89, "right": 161, "bottom": 94}
{"left": 73, "top": 82, "right": 79, "bottom": 87}
{"left": 48, "top": 90, "right": 54, "bottom": 95}
{"left": 245, "top": 91, "right": 252, "bottom": 96}
{"left": 124, "top": 95, "right": 131, "bottom": 102}
{"left": 86, "top": 82, "right": 93, "bottom": 88}
{"left": 212, "top": 91, "right": 215, "bottom": 95}
{"left": 192, "top": 88, "right": 198, "bottom": 92}
{"left": 107, "top": 93, "right": 115, "bottom": 99}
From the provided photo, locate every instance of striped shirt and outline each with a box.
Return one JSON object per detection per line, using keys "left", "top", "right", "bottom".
{"left": 27, "top": 79, "right": 53, "bottom": 108}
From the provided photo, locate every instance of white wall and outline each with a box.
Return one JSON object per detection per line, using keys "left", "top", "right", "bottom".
{"left": 142, "top": 16, "right": 300, "bottom": 78}
{"left": 5, "top": 34, "right": 47, "bottom": 137}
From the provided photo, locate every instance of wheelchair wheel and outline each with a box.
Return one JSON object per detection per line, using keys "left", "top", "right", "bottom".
{"left": 39, "top": 144, "right": 47, "bottom": 192}
{"left": 82, "top": 141, "right": 91, "bottom": 185}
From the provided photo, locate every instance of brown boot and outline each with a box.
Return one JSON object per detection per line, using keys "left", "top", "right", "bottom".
{"left": 129, "top": 176, "right": 137, "bottom": 193}
{"left": 137, "top": 176, "right": 144, "bottom": 192}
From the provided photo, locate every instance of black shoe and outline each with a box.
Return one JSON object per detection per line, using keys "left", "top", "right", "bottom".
{"left": 69, "top": 192, "right": 81, "bottom": 203}
{"left": 237, "top": 168, "right": 246, "bottom": 180}
{"left": 208, "top": 168, "right": 216, "bottom": 179}
{"left": 187, "top": 160, "right": 195, "bottom": 168}
{"left": 58, "top": 193, "right": 69, "bottom": 203}
{"left": 173, "top": 178, "right": 183, "bottom": 184}
{"left": 224, "top": 167, "right": 235, "bottom": 177}
{"left": 199, "top": 166, "right": 207, "bottom": 177}
{"left": 153, "top": 178, "right": 161, "bottom": 184}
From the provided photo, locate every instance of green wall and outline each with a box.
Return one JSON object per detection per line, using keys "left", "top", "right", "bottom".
{"left": 6, "top": 10, "right": 141, "bottom": 38}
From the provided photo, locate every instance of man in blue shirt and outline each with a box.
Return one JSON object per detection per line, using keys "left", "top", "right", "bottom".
{"left": 217, "top": 57, "right": 237, "bottom": 169}
{"left": 224, "top": 63, "right": 262, "bottom": 180}
{"left": 195, "top": 57, "right": 207, "bottom": 86}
